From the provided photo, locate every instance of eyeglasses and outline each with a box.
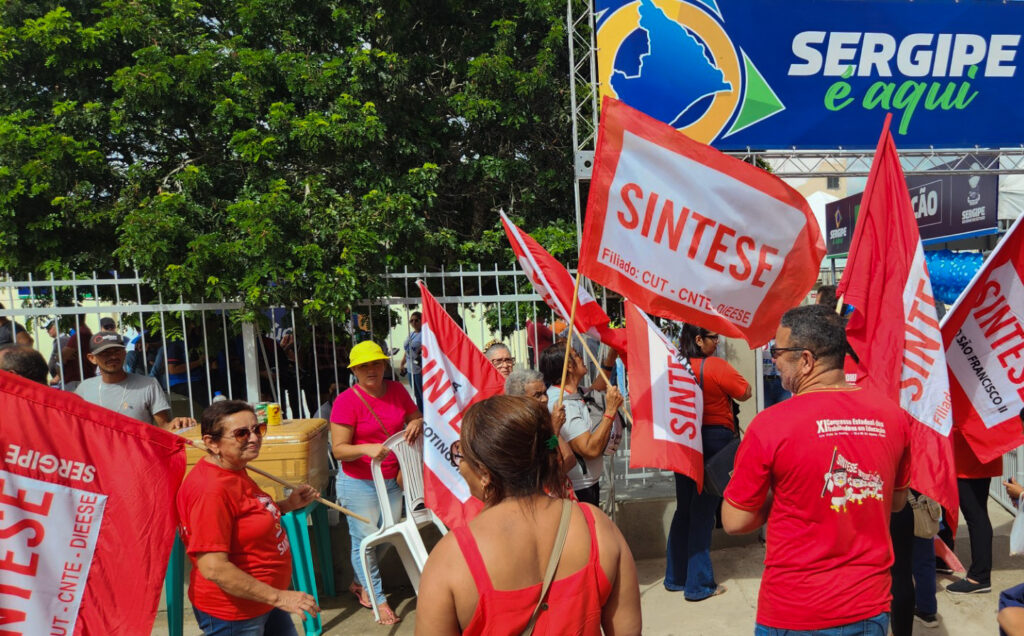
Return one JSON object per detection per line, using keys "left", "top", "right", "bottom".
{"left": 701, "top": 334, "right": 720, "bottom": 340}
{"left": 769, "top": 346, "right": 816, "bottom": 360}
{"left": 449, "top": 440, "right": 463, "bottom": 468}
{"left": 490, "top": 357, "right": 515, "bottom": 366}
{"left": 215, "top": 423, "right": 268, "bottom": 442}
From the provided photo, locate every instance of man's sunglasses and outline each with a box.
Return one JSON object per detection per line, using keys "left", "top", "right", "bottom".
{"left": 769, "top": 346, "right": 817, "bottom": 360}
{"left": 213, "top": 423, "right": 268, "bottom": 442}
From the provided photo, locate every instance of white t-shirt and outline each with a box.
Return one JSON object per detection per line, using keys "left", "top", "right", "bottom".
{"left": 76, "top": 373, "right": 171, "bottom": 424}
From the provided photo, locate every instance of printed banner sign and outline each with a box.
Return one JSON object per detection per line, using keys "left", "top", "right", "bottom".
{"left": 623, "top": 302, "right": 705, "bottom": 488}
{"left": 596, "top": 0, "right": 1024, "bottom": 149}
{"left": 941, "top": 214, "right": 1024, "bottom": 463}
{"left": 825, "top": 171, "right": 1000, "bottom": 255}
{"left": 580, "top": 97, "right": 825, "bottom": 347}
{"left": 419, "top": 282, "right": 505, "bottom": 528}
{"left": 0, "top": 371, "right": 185, "bottom": 635}
{"left": 836, "top": 115, "right": 957, "bottom": 520}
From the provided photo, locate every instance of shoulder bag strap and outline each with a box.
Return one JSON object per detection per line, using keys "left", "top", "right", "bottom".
{"left": 698, "top": 358, "right": 706, "bottom": 389}
{"left": 521, "top": 499, "right": 573, "bottom": 636}
{"left": 351, "top": 385, "right": 394, "bottom": 438}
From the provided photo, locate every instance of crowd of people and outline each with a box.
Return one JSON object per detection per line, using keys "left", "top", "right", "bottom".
{"left": 3, "top": 296, "right": 1021, "bottom": 636}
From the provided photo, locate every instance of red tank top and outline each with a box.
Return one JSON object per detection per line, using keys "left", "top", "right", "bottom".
{"left": 454, "top": 503, "right": 612, "bottom": 636}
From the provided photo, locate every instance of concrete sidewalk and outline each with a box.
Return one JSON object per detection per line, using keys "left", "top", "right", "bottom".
{"left": 153, "top": 500, "right": 1024, "bottom": 635}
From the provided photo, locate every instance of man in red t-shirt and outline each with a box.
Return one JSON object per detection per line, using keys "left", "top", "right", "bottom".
{"left": 723, "top": 305, "right": 911, "bottom": 634}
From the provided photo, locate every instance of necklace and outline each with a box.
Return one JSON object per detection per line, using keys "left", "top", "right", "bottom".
{"left": 99, "top": 380, "right": 131, "bottom": 413}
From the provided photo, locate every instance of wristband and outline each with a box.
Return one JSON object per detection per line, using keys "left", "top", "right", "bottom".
{"left": 602, "top": 413, "right": 614, "bottom": 420}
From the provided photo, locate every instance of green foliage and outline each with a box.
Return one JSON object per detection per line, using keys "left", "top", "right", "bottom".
{"left": 0, "top": 0, "right": 576, "bottom": 317}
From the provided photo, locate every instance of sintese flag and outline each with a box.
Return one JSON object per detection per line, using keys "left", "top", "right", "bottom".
{"left": 418, "top": 281, "right": 505, "bottom": 528}
{"left": 941, "top": 213, "right": 1024, "bottom": 463}
{"left": 580, "top": 97, "right": 825, "bottom": 347}
{"left": 624, "top": 302, "right": 705, "bottom": 489}
{"left": 0, "top": 371, "right": 185, "bottom": 635}
{"left": 499, "top": 210, "right": 610, "bottom": 335}
{"left": 836, "top": 114, "right": 956, "bottom": 521}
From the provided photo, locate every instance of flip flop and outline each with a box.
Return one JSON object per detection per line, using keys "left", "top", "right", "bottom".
{"left": 349, "top": 582, "right": 372, "bottom": 609}
{"left": 376, "top": 603, "right": 402, "bottom": 625}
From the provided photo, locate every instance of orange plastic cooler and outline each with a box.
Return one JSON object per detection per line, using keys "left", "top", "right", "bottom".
{"left": 183, "top": 418, "right": 330, "bottom": 500}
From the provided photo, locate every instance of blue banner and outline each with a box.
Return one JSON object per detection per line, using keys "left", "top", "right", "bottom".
{"left": 595, "top": 0, "right": 1024, "bottom": 149}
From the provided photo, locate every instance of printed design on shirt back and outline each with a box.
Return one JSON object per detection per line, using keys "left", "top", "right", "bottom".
{"left": 821, "top": 447, "right": 884, "bottom": 512}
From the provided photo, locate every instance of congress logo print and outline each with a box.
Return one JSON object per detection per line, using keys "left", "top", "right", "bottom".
{"left": 596, "top": 0, "right": 784, "bottom": 145}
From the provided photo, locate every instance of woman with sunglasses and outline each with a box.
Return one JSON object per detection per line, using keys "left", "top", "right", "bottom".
{"left": 416, "top": 395, "right": 641, "bottom": 635}
{"left": 663, "top": 324, "right": 751, "bottom": 601}
{"left": 176, "top": 400, "right": 320, "bottom": 635}
{"left": 330, "top": 340, "right": 424, "bottom": 625}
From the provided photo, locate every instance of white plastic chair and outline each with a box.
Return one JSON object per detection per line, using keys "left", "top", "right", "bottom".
{"left": 359, "top": 431, "right": 448, "bottom": 621}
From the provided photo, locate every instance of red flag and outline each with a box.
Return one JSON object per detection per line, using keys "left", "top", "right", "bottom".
{"left": 419, "top": 282, "right": 505, "bottom": 528}
{"left": 624, "top": 302, "right": 704, "bottom": 489}
{"left": 0, "top": 370, "right": 185, "bottom": 635}
{"left": 500, "top": 210, "right": 614, "bottom": 338}
{"left": 579, "top": 97, "right": 824, "bottom": 347}
{"left": 941, "top": 213, "right": 1024, "bottom": 463}
{"left": 836, "top": 114, "right": 957, "bottom": 520}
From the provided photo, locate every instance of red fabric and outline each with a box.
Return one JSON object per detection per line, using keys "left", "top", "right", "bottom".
{"left": 694, "top": 357, "right": 748, "bottom": 431}
{"left": 624, "top": 301, "right": 704, "bottom": 487}
{"left": 454, "top": 503, "right": 611, "bottom": 636}
{"left": 177, "top": 459, "right": 291, "bottom": 620}
{"left": 525, "top": 319, "right": 554, "bottom": 351}
{"left": 579, "top": 97, "right": 825, "bottom": 347}
{"left": 940, "top": 213, "right": 1024, "bottom": 464}
{"left": 419, "top": 283, "right": 504, "bottom": 528}
{"left": 725, "top": 387, "right": 911, "bottom": 630}
{"left": 0, "top": 370, "right": 185, "bottom": 635}
{"left": 835, "top": 114, "right": 958, "bottom": 525}
{"left": 330, "top": 382, "right": 417, "bottom": 480}
{"left": 952, "top": 427, "right": 1003, "bottom": 479}
{"left": 501, "top": 211, "right": 611, "bottom": 336}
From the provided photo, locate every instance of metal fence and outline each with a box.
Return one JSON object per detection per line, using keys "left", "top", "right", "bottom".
{"left": 3, "top": 267, "right": 1019, "bottom": 512}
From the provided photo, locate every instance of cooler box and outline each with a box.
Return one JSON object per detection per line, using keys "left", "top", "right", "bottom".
{"left": 183, "top": 418, "right": 330, "bottom": 501}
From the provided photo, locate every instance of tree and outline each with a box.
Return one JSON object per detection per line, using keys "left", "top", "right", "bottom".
{"left": 0, "top": 0, "right": 579, "bottom": 318}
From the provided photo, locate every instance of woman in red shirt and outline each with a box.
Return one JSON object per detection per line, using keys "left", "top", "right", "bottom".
{"left": 415, "top": 395, "right": 641, "bottom": 635}
{"left": 177, "top": 400, "right": 320, "bottom": 635}
{"left": 665, "top": 324, "right": 751, "bottom": 601}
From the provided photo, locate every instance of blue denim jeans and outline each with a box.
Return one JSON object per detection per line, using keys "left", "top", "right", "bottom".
{"left": 337, "top": 470, "right": 403, "bottom": 605}
{"left": 193, "top": 606, "right": 297, "bottom": 636}
{"left": 409, "top": 371, "right": 423, "bottom": 412}
{"left": 911, "top": 535, "right": 937, "bottom": 614}
{"left": 665, "top": 425, "right": 734, "bottom": 600}
{"left": 754, "top": 612, "right": 889, "bottom": 635}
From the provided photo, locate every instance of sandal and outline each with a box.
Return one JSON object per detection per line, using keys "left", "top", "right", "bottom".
{"left": 376, "top": 603, "right": 402, "bottom": 626}
{"left": 349, "top": 582, "right": 372, "bottom": 609}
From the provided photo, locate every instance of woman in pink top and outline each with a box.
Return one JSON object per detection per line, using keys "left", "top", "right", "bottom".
{"left": 331, "top": 341, "right": 423, "bottom": 625}
{"left": 416, "top": 396, "right": 641, "bottom": 635}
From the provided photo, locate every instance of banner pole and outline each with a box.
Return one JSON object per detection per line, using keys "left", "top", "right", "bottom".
{"left": 572, "top": 328, "right": 633, "bottom": 425}
{"left": 557, "top": 272, "right": 583, "bottom": 405}
{"left": 184, "top": 438, "right": 370, "bottom": 523}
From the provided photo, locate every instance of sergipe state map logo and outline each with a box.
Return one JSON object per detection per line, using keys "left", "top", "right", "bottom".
{"left": 597, "top": 0, "right": 784, "bottom": 144}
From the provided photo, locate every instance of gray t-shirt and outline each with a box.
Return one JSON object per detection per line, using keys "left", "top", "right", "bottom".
{"left": 547, "top": 385, "right": 623, "bottom": 491}
{"left": 75, "top": 373, "right": 171, "bottom": 424}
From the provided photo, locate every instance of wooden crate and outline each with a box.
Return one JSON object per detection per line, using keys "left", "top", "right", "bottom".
{"left": 183, "top": 418, "right": 330, "bottom": 501}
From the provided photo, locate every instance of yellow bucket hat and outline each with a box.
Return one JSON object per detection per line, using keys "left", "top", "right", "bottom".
{"left": 348, "top": 340, "right": 390, "bottom": 368}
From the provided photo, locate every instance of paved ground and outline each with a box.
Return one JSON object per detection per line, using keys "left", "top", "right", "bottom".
{"left": 153, "top": 500, "right": 1023, "bottom": 635}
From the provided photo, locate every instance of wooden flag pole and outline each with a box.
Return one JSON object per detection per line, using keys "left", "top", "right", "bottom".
{"left": 571, "top": 328, "right": 633, "bottom": 425}
{"left": 557, "top": 271, "right": 583, "bottom": 405}
{"left": 184, "top": 437, "right": 369, "bottom": 523}
{"left": 835, "top": 294, "right": 844, "bottom": 315}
